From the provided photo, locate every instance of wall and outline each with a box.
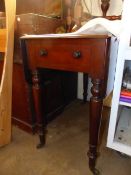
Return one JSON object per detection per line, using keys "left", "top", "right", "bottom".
{"left": 82, "top": 0, "right": 123, "bottom": 16}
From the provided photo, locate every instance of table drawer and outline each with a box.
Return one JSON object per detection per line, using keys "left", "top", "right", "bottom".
{"left": 26, "top": 38, "right": 92, "bottom": 72}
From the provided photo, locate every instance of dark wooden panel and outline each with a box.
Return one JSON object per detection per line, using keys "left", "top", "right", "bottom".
{"left": 0, "top": 0, "right": 5, "bottom": 11}
{"left": 12, "top": 64, "right": 35, "bottom": 133}
{"left": 38, "top": 69, "right": 77, "bottom": 123}
{"left": 12, "top": 64, "right": 77, "bottom": 132}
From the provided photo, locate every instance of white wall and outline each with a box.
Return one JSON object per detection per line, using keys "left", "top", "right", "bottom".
{"left": 77, "top": 0, "right": 123, "bottom": 100}
{"left": 82, "top": 0, "right": 123, "bottom": 16}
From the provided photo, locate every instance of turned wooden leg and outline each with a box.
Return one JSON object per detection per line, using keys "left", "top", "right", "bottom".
{"left": 101, "top": 0, "right": 110, "bottom": 17}
{"left": 32, "top": 70, "right": 46, "bottom": 149}
{"left": 83, "top": 73, "right": 88, "bottom": 103}
{"left": 88, "top": 78, "right": 104, "bottom": 175}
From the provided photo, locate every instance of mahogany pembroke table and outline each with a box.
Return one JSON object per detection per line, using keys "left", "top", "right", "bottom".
{"left": 20, "top": 34, "right": 111, "bottom": 175}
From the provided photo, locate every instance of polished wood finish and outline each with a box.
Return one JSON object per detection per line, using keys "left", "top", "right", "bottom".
{"left": 24, "top": 35, "right": 110, "bottom": 74}
{"left": 0, "top": 29, "right": 6, "bottom": 52}
{"left": 106, "top": 15, "right": 121, "bottom": 20}
{"left": 20, "top": 35, "right": 111, "bottom": 174}
{"left": 31, "top": 70, "right": 46, "bottom": 148}
{"left": 88, "top": 79, "right": 103, "bottom": 174}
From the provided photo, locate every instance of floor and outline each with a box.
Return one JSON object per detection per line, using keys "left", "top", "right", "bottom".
{"left": 0, "top": 100, "right": 131, "bottom": 175}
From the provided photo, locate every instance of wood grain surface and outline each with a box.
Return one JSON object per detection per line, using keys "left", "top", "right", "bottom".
{"left": 0, "top": 0, "right": 16, "bottom": 146}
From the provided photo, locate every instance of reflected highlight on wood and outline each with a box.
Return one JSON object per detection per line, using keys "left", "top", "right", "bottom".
{"left": 0, "top": 29, "right": 6, "bottom": 52}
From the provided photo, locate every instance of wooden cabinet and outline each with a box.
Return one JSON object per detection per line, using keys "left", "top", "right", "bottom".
{"left": 12, "top": 64, "right": 34, "bottom": 132}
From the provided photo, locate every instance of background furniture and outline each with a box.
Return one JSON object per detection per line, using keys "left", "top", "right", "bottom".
{"left": 107, "top": 0, "right": 131, "bottom": 156}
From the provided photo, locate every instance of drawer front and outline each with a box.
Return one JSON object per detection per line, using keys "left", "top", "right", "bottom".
{"left": 26, "top": 38, "right": 92, "bottom": 72}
